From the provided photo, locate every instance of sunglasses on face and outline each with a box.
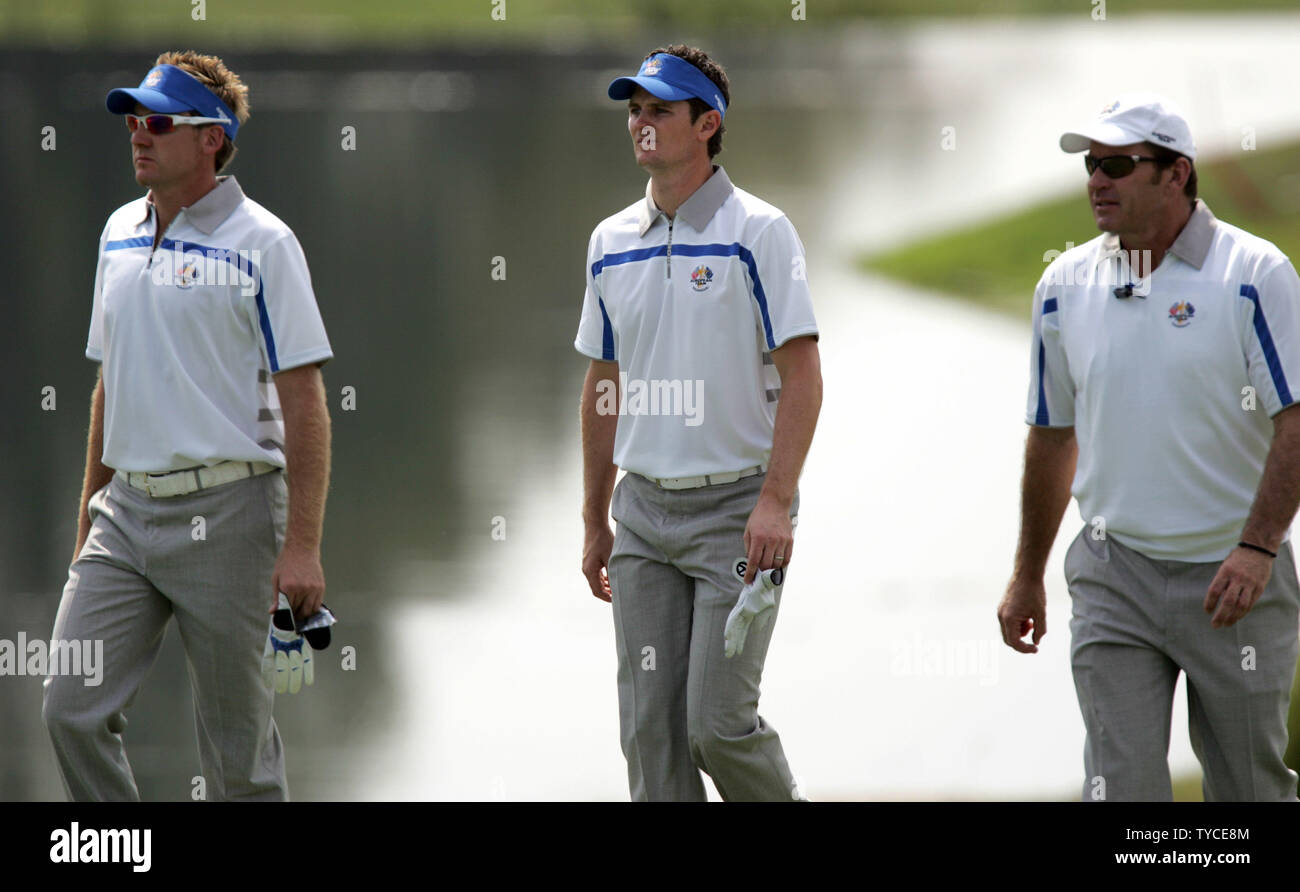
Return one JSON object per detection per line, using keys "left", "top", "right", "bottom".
{"left": 125, "top": 113, "right": 228, "bottom": 135}
{"left": 1084, "top": 153, "right": 1161, "bottom": 179}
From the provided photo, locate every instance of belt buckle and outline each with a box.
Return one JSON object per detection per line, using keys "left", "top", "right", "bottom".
{"left": 144, "top": 469, "right": 184, "bottom": 498}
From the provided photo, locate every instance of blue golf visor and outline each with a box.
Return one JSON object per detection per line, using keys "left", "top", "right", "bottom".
{"left": 106, "top": 64, "right": 239, "bottom": 140}
{"left": 608, "top": 53, "right": 726, "bottom": 118}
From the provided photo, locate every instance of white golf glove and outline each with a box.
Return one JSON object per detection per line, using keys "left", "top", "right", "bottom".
{"left": 724, "top": 567, "right": 784, "bottom": 659}
{"left": 262, "top": 593, "right": 314, "bottom": 694}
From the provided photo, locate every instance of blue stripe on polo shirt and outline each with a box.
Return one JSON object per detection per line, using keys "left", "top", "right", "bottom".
{"left": 735, "top": 245, "right": 775, "bottom": 350}
{"left": 105, "top": 237, "right": 153, "bottom": 251}
{"left": 1240, "top": 284, "right": 1292, "bottom": 406}
{"left": 592, "top": 246, "right": 667, "bottom": 278}
{"left": 592, "top": 241, "right": 777, "bottom": 350}
{"left": 1035, "top": 297, "right": 1059, "bottom": 426}
{"left": 103, "top": 235, "right": 280, "bottom": 372}
{"left": 597, "top": 297, "right": 615, "bottom": 361}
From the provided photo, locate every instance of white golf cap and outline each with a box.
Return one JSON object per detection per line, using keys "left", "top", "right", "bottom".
{"left": 1060, "top": 92, "right": 1197, "bottom": 160}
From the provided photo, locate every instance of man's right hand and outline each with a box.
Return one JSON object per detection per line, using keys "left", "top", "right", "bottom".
{"left": 582, "top": 522, "right": 615, "bottom": 602}
{"left": 997, "top": 575, "right": 1047, "bottom": 654}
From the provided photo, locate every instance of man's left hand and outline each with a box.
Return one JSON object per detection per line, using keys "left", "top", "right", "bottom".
{"left": 743, "top": 493, "right": 793, "bottom": 585}
{"left": 1204, "top": 546, "right": 1274, "bottom": 629}
{"left": 271, "top": 543, "right": 326, "bottom": 619}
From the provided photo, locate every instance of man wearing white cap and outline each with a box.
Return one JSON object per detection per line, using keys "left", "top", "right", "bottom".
{"left": 576, "top": 45, "right": 821, "bottom": 801}
{"left": 998, "top": 93, "right": 1300, "bottom": 800}
{"left": 42, "top": 51, "right": 333, "bottom": 800}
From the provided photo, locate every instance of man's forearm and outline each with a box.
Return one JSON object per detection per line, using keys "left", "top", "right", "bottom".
{"left": 760, "top": 345, "right": 822, "bottom": 509}
{"left": 582, "top": 361, "right": 619, "bottom": 525}
{"left": 1239, "top": 404, "right": 1300, "bottom": 553}
{"left": 75, "top": 371, "right": 114, "bottom": 558}
{"left": 278, "top": 370, "right": 331, "bottom": 551}
{"left": 1013, "top": 426, "right": 1078, "bottom": 579}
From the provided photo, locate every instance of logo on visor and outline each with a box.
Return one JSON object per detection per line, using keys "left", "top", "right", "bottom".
{"left": 1099, "top": 99, "right": 1120, "bottom": 115}
{"left": 643, "top": 58, "right": 662, "bottom": 76}
{"left": 1169, "top": 301, "right": 1195, "bottom": 327}
{"left": 144, "top": 69, "right": 163, "bottom": 87}
{"left": 690, "top": 265, "right": 714, "bottom": 292}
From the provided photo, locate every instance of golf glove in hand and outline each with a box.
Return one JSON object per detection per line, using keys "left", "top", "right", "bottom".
{"left": 262, "top": 593, "right": 314, "bottom": 694}
{"left": 725, "top": 567, "right": 784, "bottom": 658}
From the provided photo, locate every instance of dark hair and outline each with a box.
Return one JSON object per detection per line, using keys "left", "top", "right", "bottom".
{"left": 643, "top": 44, "right": 730, "bottom": 158}
{"left": 1145, "top": 142, "right": 1197, "bottom": 201}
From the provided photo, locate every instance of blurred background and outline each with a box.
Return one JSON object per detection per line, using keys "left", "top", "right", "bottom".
{"left": 2, "top": 0, "right": 1299, "bottom": 801}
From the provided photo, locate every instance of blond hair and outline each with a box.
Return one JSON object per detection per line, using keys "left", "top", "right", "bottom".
{"left": 155, "top": 50, "right": 250, "bottom": 173}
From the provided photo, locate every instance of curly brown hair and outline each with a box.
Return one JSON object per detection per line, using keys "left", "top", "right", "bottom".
{"left": 643, "top": 45, "right": 730, "bottom": 159}
{"left": 155, "top": 50, "right": 250, "bottom": 174}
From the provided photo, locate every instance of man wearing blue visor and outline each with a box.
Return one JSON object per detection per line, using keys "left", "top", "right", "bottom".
{"left": 43, "top": 51, "right": 334, "bottom": 801}
{"left": 577, "top": 45, "right": 822, "bottom": 801}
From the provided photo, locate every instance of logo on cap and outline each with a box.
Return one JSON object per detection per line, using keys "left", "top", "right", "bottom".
{"left": 1169, "top": 301, "right": 1195, "bottom": 327}
{"left": 144, "top": 69, "right": 163, "bottom": 88}
{"left": 1152, "top": 131, "right": 1175, "bottom": 143}
{"left": 644, "top": 58, "right": 662, "bottom": 76}
{"left": 1099, "top": 99, "right": 1120, "bottom": 115}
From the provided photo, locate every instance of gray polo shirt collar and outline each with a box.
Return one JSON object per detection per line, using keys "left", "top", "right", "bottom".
{"left": 638, "top": 165, "right": 735, "bottom": 237}
{"left": 134, "top": 175, "right": 246, "bottom": 235}
{"left": 1097, "top": 198, "right": 1216, "bottom": 271}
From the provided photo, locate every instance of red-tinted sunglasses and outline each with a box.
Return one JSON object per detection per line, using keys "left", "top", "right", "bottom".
{"left": 125, "top": 113, "right": 229, "bottom": 135}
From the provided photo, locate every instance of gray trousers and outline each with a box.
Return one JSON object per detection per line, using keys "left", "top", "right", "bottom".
{"left": 1065, "top": 524, "right": 1300, "bottom": 801}
{"left": 43, "top": 470, "right": 289, "bottom": 801}
{"left": 608, "top": 470, "right": 799, "bottom": 802}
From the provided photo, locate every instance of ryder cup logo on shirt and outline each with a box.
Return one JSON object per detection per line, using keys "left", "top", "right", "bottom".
{"left": 175, "top": 261, "right": 200, "bottom": 289}
{"left": 690, "top": 264, "right": 714, "bottom": 292}
{"left": 1169, "top": 300, "right": 1195, "bottom": 326}
{"left": 151, "top": 242, "right": 261, "bottom": 296}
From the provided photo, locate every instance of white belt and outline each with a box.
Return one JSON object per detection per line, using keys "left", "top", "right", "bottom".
{"left": 124, "top": 460, "right": 279, "bottom": 498}
{"left": 647, "top": 463, "right": 767, "bottom": 491}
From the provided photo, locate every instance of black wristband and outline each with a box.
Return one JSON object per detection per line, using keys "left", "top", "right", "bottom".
{"left": 1238, "top": 541, "right": 1278, "bottom": 559}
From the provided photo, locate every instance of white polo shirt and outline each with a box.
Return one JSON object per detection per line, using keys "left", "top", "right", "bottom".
{"left": 1027, "top": 199, "right": 1300, "bottom": 561}
{"left": 87, "top": 176, "right": 333, "bottom": 473}
{"left": 574, "top": 166, "right": 819, "bottom": 480}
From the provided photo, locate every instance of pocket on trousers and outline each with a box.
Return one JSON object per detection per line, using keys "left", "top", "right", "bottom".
{"left": 262, "top": 471, "right": 288, "bottom": 551}
{"left": 610, "top": 473, "right": 641, "bottom": 525}
{"left": 87, "top": 479, "right": 115, "bottom": 522}
{"left": 1064, "top": 523, "right": 1110, "bottom": 590}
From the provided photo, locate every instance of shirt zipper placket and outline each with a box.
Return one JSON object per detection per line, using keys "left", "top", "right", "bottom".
{"left": 666, "top": 217, "right": 674, "bottom": 280}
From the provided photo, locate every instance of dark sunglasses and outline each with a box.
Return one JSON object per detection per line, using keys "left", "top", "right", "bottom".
{"left": 1084, "top": 153, "right": 1161, "bottom": 179}
{"left": 125, "top": 113, "right": 228, "bottom": 136}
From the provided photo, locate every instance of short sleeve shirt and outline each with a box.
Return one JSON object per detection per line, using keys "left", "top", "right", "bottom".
{"left": 88, "top": 176, "right": 333, "bottom": 472}
{"left": 1026, "top": 199, "right": 1300, "bottom": 560}
{"left": 575, "top": 166, "right": 818, "bottom": 479}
